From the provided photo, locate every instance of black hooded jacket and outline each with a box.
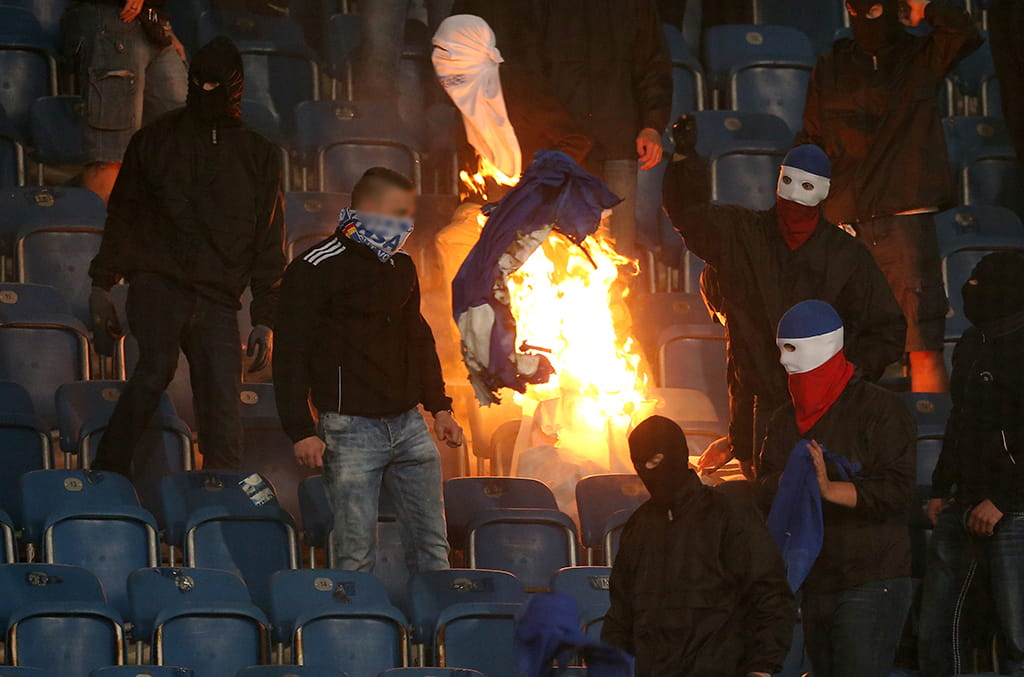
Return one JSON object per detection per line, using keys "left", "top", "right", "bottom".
{"left": 796, "top": 0, "right": 983, "bottom": 224}
{"left": 89, "top": 37, "right": 286, "bottom": 328}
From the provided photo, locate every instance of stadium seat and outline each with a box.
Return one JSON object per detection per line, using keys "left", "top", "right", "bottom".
{"left": 164, "top": 0, "right": 204, "bottom": 55}
{"left": 0, "top": 283, "right": 90, "bottom": 427}
{"left": 90, "top": 667, "right": 193, "bottom": 677}
{"left": 18, "top": 468, "right": 139, "bottom": 542}
{"left": 466, "top": 508, "right": 579, "bottom": 591}
{"left": 241, "top": 99, "right": 290, "bottom": 182}
{"left": 602, "top": 508, "right": 634, "bottom": 565}
{"left": 759, "top": 0, "right": 845, "bottom": 54}
{"left": 324, "top": 13, "right": 363, "bottom": 85}
{"left": 443, "top": 477, "right": 558, "bottom": 550}
{"left": 0, "top": 668, "right": 53, "bottom": 676}
{"left": 380, "top": 671, "right": 484, "bottom": 677}
{"left": 433, "top": 602, "right": 520, "bottom": 677}
{"left": 407, "top": 569, "right": 526, "bottom": 648}
{"left": 158, "top": 470, "right": 281, "bottom": 545}
{"left": 126, "top": 567, "right": 252, "bottom": 636}
{"left": 574, "top": 474, "right": 649, "bottom": 557}
{"left": 236, "top": 668, "right": 345, "bottom": 677}
{"left": 284, "top": 192, "right": 351, "bottom": 260}
{"left": 0, "top": 105, "right": 25, "bottom": 188}
{"left": 55, "top": 380, "right": 193, "bottom": 473}
{"left": 657, "top": 322, "right": 729, "bottom": 421}
{"left": 2, "top": 0, "right": 70, "bottom": 51}
{"left": 1, "top": 508, "right": 14, "bottom": 562}
{"left": 704, "top": 25, "right": 815, "bottom": 134}
{"left": 663, "top": 24, "right": 706, "bottom": 116}
{"left": 29, "top": 96, "right": 87, "bottom": 170}
{"left": 297, "top": 475, "right": 332, "bottom": 555}
{"left": 268, "top": 569, "right": 392, "bottom": 644}
{"left": 0, "top": 185, "right": 104, "bottom": 262}
{"left": 0, "top": 380, "right": 52, "bottom": 520}
{"left": 0, "top": 563, "right": 121, "bottom": 677}
{"left": 899, "top": 392, "right": 952, "bottom": 440}
{"left": 293, "top": 101, "right": 421, "bottom": 194}
{"left": 0, "top": 7, "right": 57, "bottom": 142}
{"left": 944, "top": 116, "right": 1023, "bottom": 216}
{"left": 628, "top": 292, "right": 715, "bottom": 363}
{"left": 916, "top": 437, "right": 943, "bottom": 490}
{"left": 952, "top": 33, "right": 999, "bottom": 116}
{"left": 550, "top": 566, "right": 611, "bottom": 639}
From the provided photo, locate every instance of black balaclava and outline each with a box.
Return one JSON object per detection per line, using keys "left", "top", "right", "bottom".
{"left": 962, "top": 251, "right": 1024, "bottom": 329}
{"left": 628, "top": 415, "right": 698, "bottom": 506}
{"left": 187, "top": 36, "right": 244, "bottom": 124}
{"left": 848, "top": 0, "right": 903, "bottom": 53}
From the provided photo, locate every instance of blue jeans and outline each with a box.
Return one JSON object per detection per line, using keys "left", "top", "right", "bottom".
{"left": 320, "top": 408, "right": 450, "bottom": 573}
{"left": 802, "top": 577, "right": 913, "bottom": 677}
{"left": 919, "top": 506, "right": 1024, "bottom": 676}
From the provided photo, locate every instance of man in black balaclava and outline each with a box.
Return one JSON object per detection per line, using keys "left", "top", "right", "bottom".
{"left": 87, "top": 36, "right": 286, "bottom": 476}
{"left": 602, "top": 415, "right": 796, "bottom": 677}
{"left": 796, "top": 0, "right": 983, "bottom": 394}
{"left": 919, "top": 251, "right": 1024, "bottom": 677}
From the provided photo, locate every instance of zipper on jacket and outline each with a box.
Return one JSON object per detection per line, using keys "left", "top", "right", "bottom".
{"left": 1002, "top": 430, "right": 1016, "bottom": 465}
{"left": 337, "top": 366, "right": 342, "bottom": 413}
{"left": 212, "top": 124, "right": 218, "bottom": 145}
{"left": 872, "top": 55, "right": 878, "bottom": 71}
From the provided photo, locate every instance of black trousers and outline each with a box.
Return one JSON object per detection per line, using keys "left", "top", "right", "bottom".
{"left": 989, "top": 0, "right": 1024, "bottom": 162}
{"left": 94, "top": 273, "right": 243, "bottom": 474}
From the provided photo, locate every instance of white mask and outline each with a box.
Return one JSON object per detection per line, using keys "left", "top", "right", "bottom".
{"left": 777, "top": 327, "right": 844, "bottom": 374}
{"left": 777, "top": 165, "right": 831, "bottom": 207}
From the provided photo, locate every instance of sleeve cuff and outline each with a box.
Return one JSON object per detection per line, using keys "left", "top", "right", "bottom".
{"left": 286, "top": 423, "right": 318, "bottom": 445}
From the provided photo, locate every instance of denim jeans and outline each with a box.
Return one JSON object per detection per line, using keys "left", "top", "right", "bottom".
{"left": 602, "top": 159, "right": 639, "bottom": 258}
{"left": 320, "top": 408, "right": 450, "bottom": 573}
{"left": 919, "top": 505, "right": 1024, "bottom": 676}
{"left": 802, "top": 577, "right": 913, "bottom": 677}
{"left": 62, "top": 1, "right": 187, "bottom": 163}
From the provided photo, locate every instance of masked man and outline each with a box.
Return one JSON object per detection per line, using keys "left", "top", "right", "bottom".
{"left": 273, "top": 166, "right": 463, "bottom": 573}
{"left": 603, "top": 415, "right": 796, "bottom": 677}
{"left": 919, "top": 252, "right": 1024, "bottom": 677}
{"left": 88, "top": 36, "right": 285, "bottom": 474}
{"left": 797, "top": 0, "right": 983, "bottom": 392}
{"left": 663, "top": 137, "right": 906, "bottom": 476}
{"left": 758, "top": 300, "right": 916, "bottom": 677}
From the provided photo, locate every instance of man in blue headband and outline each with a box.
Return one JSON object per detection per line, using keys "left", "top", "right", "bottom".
{"left": 273, "top": 167, "right": 462, "bottom": 573}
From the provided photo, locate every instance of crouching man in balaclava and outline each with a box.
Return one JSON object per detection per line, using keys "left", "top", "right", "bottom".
{"left": 602, "top": 415, "right": 796, "bottom": 677}
{"left": 919, "top": 252, "right": 1024, "bottom": 677}
{"left": 663, "top": 130, "right": 906, "bottom": 479}
{"left": 87, "top": 36, "right": 286, "bottom": 474}
{"left": 757, "top": 300, "right": 916, "bottom": 677}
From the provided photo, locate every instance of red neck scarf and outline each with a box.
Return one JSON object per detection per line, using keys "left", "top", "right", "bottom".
{"left": 788, "top": 350, "right": 855, "bottom": 434}
{"left": 776, "top": 197, "right": 820, "bottom": 250}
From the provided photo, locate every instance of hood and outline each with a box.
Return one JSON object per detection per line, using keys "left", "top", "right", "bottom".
{"left": 847, "top": 0, "right": 904, "bottom": 53}
{"left": 962, "top": 251, "right": 1024, "bottom": 332}
{"left": 187, "top": 36, "right": 244, "bottom": 123}
{"left": 628, "top": 415, "right": 698, "bottom": 506}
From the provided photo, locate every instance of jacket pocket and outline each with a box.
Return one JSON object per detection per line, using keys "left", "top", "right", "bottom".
{"left": 86, "top": 68, "right": 137, "bottom": 131}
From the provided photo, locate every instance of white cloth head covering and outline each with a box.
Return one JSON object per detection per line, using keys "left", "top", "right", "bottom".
{"left": 432, "top": 14, "right": 522, "bottom": 179}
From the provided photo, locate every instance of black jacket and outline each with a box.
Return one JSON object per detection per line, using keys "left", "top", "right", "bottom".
{"left": 758, "top": 375, "right": 916, "bottom": 594}
{"left": 663, "top": 157, "right": 907, "bottom": 424}
{"left": 89, "top": 113, "right": 285, "bottom": 328}
{"left": 602, "top": 475, "right": 797, "bottom": 677}
{"left": 272, "top": 234, "right": 452, "bottom": 443}
{"left": 796, "top": 1, "right": 983, "bottom": 224}
{"left": 932, "top": 319, "right": 1024, "bottom": 513}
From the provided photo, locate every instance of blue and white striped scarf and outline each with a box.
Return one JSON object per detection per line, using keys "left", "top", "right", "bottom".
{"left": 338, "top": 207, "right": 414, "bottom": 263}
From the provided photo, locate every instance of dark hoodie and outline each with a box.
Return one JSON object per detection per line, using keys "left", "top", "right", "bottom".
{"left": 932, "top": 252, "right": 1024, "bottom": 513}
{"left": 796, "top": 0, "right": 983, "bottom": 224}
{"left": 90, "top": 37, "right": 286, "bottom": 328}
{"left": 602, "top": 416, "right": 796, "bottom": 677}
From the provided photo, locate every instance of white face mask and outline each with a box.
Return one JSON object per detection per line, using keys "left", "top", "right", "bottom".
{"left": 777, "top": 165, "right": 831, "bottom": 207}
{"left": 777, "top": 327, "right": 844, "bottom": 374}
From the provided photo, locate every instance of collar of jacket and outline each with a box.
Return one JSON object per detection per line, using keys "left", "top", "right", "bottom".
{"left": 845, "top": 31, "right": 912, "bottom": 65}
{"left": 977, "top": 309, "right": 1024, "bottom": 340}
{"left": 333, "top": 228, "right": 400, "bottom": 264}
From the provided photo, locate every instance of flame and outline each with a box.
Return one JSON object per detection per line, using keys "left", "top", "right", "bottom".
{"left": 459, "top": 156, "right": 518, "bottom": 201}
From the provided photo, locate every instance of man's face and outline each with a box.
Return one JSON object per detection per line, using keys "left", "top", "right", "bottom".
{"left": 361, "top": 186, "right": 416, "bottom": 220}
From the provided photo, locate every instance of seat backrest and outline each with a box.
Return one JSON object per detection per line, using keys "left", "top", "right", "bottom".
{"left": 944, "top": 116, "right": 1014, "bottom": 169}
{"left": 602, "top": 508, "right": 637, "bottom": 566}
{"left": 657, "top": 323, "right": 728, "bottom": 419}
{"left": 127, "top": 567, "right": 251, "bottom": 639}
{"left": 935, "top": 205, "right": 1024, "bottom": 250}
{"left": 467, "top": 509, "right": 579, "bottom": 591}
{"left": 236, "top": 667, "right": 345, "bottom": 677}
{"left": 575, "top": 475, "right": 650, "bottom": 549}
{"left": 898, "top": 392, "right": 952, "bottom": 439}
{"left": 269, "top": 569, "right": 391, "bottom": 644}
{"left": 689, "top": 110, "right": 793, "bottom": 159}
{"left": 0, "top": 380, "right": 53, "bottom": 520}
{"left": 1, "top": 508, "right": 14, "bottom": 563}
{"left": 379, "top": 671, "right": 485, "bottom": 677}
{"left": 16, "top": 221, "right": 103, "bottom": 327}
{"left": 293, "top": 101, "right": 417, "bottom": 162}
{"left": 320, "top": 144, "right": 418, "bottom": 195}
{"left": 156, "top": 604, "right": 267, "bottom": 677}
{"left": 283, "top": 192, "right": 350, "bottom": 260}
{"left": 0, "top": 379, "right": 36, "bottom": 416}
{"left": 551, "top": 566, "right": 611, "bottom": 623}
{"left": 443, "top": 477, "right": 558, "bottom": 548}
{"left": 434, "top": 602, "right": 520, "bottom": 677}
{"left": 0, "top": 186, "right": 105, "bottom": 249}
{"left": 712, "top": 151, "right": 785, "bottom": 209}
{"left": 90, "top": 667, "right": 193, "bottom": 676}
{"left": 0, "top": 8, "right": 53, "bottom": 141}
{"left": 55, "top": 380, "right": 180, "bottom": 453}
{"left": 29, "top": 96, "right": 87, "bottom": 166}
{"left": 407, "top": 568, "right": 526, "bottom": 644}
{"left": 325, "top": 12, "right": 362, "bottom": 78}
{"left": 0, "top": 667, "right": 54, "bottom": 675}
{"left": 241, "top": 98, "right": 284, "bottom": 146}
{"left": 916, "top": 437, "right": 944, "bottom": 488}
{"left": 8, "top": 601, "right": 122, "bottom": 677}
{"left": 952, "top": 31, "right": 993, "bottom": 98}
{"left": 703, "top": 24, "right": 815, "bottom": 91}
{"left": 196, "top": 10, "right": 310, "bottom": 54}
{"left": 19, "top": 468, "right": 139, "bottom": 543}
{"left": 297, "top": 475, "right": 331, "bottom": 546}
{"left": 159, "top": 470, "right": 281, "bottom": 546}
{"left": 0, "top": 563, "right": 106, "bottom": 635}
{"left": 760, "top": 0, "right": 844, "bottom": 54}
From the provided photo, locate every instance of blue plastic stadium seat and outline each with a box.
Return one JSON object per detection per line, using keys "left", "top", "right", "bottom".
{"left": 466, "top": 508, "right": 579, "bottom": 591}
{"left": 126, "top": 567, "right": 251, "bottom": 637}
{"left": 629, "top": 292, "right": 715, "bottom": 361}
{"left": 1, "top": 508, "right": 15, "bottom": 562}
{"left": 294, "top": 101, "right": 421, "bottom": 194}
{"left": 0, "top": 667, "right": 54, "bottom": 675}
{"left": 760, "top": 0, "right": 845, "bottom": 54}
{"left": 0, "top": 380, "right": 52, "bottom": 521}
{"left": 268, "top": 569, "right": 390, "bottom": 643}
{"left": 0, "top": 7, "right": 56, "bottom": 142}
{"left": 236, "top": 668, "right": 346, "bottom": 677}
{"left": 898, "top": 392, "right": 952, "bottom": 440}
{"left": 657, "top": 322, "right": 728, "bottom": 421}
{"left": 663, "top": 24, "right": 706, "bottom": 117}
{"left": 2, "top": 0, "right": 70, "bottom": 51}
{"left": 298, "top": 475, "right": 332, "bottom": 552}
{"left": 158, "top": 470, "right": 282, "bottom": 546}
{"left": 29, "top": 96, "right": 88, "bottom": 168}
{"left": 602, "top": 508, "right": 634, "bottom": 565}
{"left": 0, "top": 184, "right": 104, "bottom": 261}
{"left": 944, "top": 116, "right": 1024, "bottom": 216}
{"left": 325, "top": 13, "right": 362, "bottom": 82}
{"left": 0, "top": 105, "right": 24, "bottom": 188}
{"left": 380, "top": 671, "right": 485, "bottom": 677}
{"left": 443, "top": 477, "right": 558, "bottom": 550}
{"left": 0, "top": 563, "right": 121, "bottom": 677}
{"left": 0, "top": 283, "right": 90, "bottom": 427}
{"left": 574, "top": 475, "right": 649, "bottom": 554}
{"left": 18, "top": 468, "right": 139, "bottom": 542}
{"left": 434, "top": 602, "right": 520, "bottom": 677}
{"left": 91, "top": 667, "right": 193, "bottom": 676}
{"left": 551, "top": 566, "right": 611, "bottom": 639}
{"left": 952, "top": 32, "right": 998, "bottom": 115}
{"left": 241, "top": 98, "right": 284, "bottom": 147}
{"left": 916, "top": 437, "right": 944, "bottom": 490}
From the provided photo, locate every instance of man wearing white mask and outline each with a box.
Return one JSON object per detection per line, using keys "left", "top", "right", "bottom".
{"left": 663, "top": 131, "right": 906, "bottom": 477}
{"left": 273, "top": 166, "right": 463, "bottom": 573}
{"left": 758, "top": 299, "right": 916, "bottom": 677}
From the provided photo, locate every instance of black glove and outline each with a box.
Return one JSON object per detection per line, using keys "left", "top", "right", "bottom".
{"left": 671, "top": 114, "right": 698, "bottom": 157}
{"left": 89, "top": 286, "right": 122, "bottom": 356}
{"left": 246, "top": 324, "right": 273, "bottom": 373}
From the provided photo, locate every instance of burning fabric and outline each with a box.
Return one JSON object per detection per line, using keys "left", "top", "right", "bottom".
{"left": 452, "top": 150, "right": 621, "bottom": 405}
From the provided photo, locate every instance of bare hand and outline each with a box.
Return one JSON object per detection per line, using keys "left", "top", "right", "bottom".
{"left": 900, "top": 0, "right": 930, "bottom": 26}
{"left": 967, "top": 498, "right": 1004, "bottom": 536}
{"left": 926, "top": 497, "right": 949, "bottom": 526}
{"left": 808, "top": 440, "right": 837, "bottom": 502}
{"left": 697, "top": 436, "right": 733, "bottom": 474}
{"left": 120, "top": 0, "right": 144, "bottom": 22}
{"left": 294, "top": 435, "right": 325, "bottom": 469}
{"left": 433, "top": 411, "right": 464, "bottom": 448}
{"left": 636, "top": 128, "right": 664, "bottom": 170}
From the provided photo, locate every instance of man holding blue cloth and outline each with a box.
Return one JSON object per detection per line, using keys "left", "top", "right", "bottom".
{"left": 758, "top": 300, "right": 916, "bottom": 677}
